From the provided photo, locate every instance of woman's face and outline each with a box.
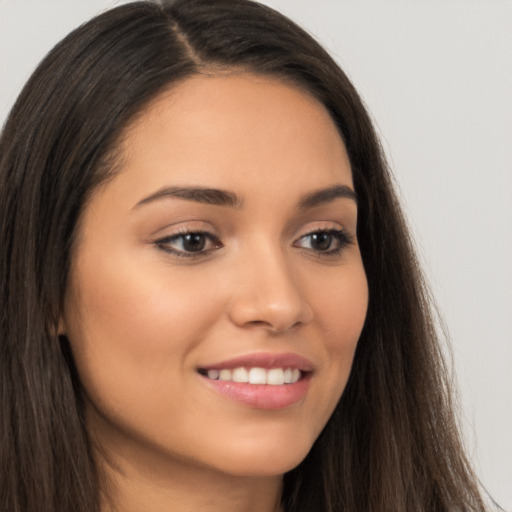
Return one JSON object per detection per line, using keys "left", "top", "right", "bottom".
{"left": 62, "top": 74, "right": 368, "bottom": 478}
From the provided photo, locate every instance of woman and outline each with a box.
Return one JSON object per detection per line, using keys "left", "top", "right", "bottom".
{"left": 0, "top": 1, "right": 491, "bottom": 511}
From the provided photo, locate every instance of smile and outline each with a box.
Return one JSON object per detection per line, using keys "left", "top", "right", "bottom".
{"left": 197, "top": 353, "right": 313, "bottom": 409}
{"left": 200, "top": 367, "right": 302, "bottom": 385}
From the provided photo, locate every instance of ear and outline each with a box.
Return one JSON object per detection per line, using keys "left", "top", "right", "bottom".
{"left": 57, "top": 316, "right": 66, "bottom": 336}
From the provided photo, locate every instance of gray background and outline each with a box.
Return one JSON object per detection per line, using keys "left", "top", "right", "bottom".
{"left": 1, "top": 0, "right": 511, "bottom": 508}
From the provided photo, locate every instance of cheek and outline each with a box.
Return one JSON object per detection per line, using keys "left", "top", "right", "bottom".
{"left": 68, "top": 246, "right": 222, "bottom": 347}
{"left": 308, "top": 262, "right": 368, "bottom": 396}
{"left": 63, "top": 249, "right": 226, "bottom": 414}
{"left": 314, "top": 261, "right": 368, "bottom": 349}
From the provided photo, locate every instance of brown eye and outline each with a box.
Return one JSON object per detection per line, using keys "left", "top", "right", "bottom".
{"left": 309, "top": 232, "right": 334, "bottom": 251}
{"left": 155, "top": 231, "right": 222, "bottom": 257}
{"left": 181, "top": 233, "right": 206, "bottom": 252}
{"left": 295, "top": 229, "right": 352, "bottom": 255}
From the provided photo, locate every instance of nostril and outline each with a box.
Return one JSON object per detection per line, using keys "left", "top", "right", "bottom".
{"left": 247, "top": 319, "right": 272, "bottom": 327}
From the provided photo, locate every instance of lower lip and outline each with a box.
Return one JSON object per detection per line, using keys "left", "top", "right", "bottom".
{"left": 200, "top": 374, "right": 311, "bottom": 409}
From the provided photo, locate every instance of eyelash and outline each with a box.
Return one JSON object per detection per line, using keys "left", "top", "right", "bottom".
{"left": 154, "top": 228, "right": 353, "bottom": 259}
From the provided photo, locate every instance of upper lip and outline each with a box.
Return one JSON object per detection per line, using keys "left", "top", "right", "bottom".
{"left": 198, "top": 352, "right": 314, "bottom": 372}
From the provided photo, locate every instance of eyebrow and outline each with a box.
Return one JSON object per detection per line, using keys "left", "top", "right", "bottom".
{"left": 133, "top": 186, "right": 243, "bottom": 209}
{"left": 298, "top": 184, "right": 357, "bottom": 209}
{"left": 133, "top": 183, "right": 357, "bottom": 210}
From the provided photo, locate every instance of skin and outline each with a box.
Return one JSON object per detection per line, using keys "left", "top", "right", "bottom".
{"left": 61, "top": 73, "right": 369, "bottom": 512}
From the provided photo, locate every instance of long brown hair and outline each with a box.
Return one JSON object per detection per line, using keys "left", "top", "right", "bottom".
{"left": 0, "top": 1, "right": 489, "bottom": 511}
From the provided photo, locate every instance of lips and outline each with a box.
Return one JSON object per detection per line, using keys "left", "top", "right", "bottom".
{"left": 198, "top": 352, "right": 314, "bottom": 372}
{"left": 197, "top": 352, "right": 313, "bottom": 409}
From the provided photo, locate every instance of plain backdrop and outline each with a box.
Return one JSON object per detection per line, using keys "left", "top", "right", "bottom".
{"left": 1, "top": 0, "right": 511, "bottom": 509}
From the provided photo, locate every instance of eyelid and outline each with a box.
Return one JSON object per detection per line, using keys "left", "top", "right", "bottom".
{"left": 296, "top": 228, "right": 353, "bottom": 244}
{"left": 149, "top": 219, "right": 214, "bottom": 238}
{"left": 293, "top": 221, "right": 351, "bottom": 239}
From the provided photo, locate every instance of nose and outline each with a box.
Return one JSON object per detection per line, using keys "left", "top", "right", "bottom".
{"left": 227, "top": 242, "right": 313, "bottom": 333}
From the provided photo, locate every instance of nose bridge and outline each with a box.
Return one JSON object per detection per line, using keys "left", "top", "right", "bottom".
{"left": 228, "top": 235, "right": 313, "bottom": 331}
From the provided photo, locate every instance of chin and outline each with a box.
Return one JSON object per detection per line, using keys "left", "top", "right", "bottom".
{"left": 204, "top": 437, "right": 314, "bottom": 478}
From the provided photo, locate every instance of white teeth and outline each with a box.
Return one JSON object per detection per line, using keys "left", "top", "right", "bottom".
{"left": 218, "top": 369, "right": 232, "bottom": 381}
{"left": 207, "top": 369, "right": 220, "bottom": 380}
{"left": 204, "top": 366, "right": 302, "bottom": 385}
{"left": 267, "top": 368, "right": 285, "bottom": 385}
{"left": 248, "top": 367, "right": 267, "bottom": 384}
{"left": 232, "top": 367, "right": 249, "bottom": 383}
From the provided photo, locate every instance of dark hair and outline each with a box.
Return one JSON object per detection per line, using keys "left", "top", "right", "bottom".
{"left": 0, "top": 1, "right": 489, "bottom": 511}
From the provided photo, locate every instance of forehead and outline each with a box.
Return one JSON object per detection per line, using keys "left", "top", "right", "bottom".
{"left": 107, "top": 73, "right": 353, "bottom": 205}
